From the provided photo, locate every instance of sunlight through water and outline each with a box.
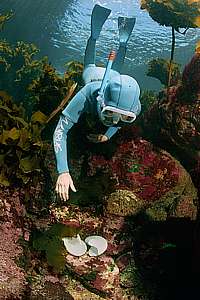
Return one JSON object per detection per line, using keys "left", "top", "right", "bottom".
{"left": 0, "top": 0, "right": 200, "bottom": 77}
{"left": 52, "top": 0, "right": 200, "bottom": 68}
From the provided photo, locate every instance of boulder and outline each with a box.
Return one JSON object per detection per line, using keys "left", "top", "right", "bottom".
{"left": 65, "top": 253, "right": 122, "bottom": 299}
{"left": 87, "top": 139, "right": 198, "bottom": 220}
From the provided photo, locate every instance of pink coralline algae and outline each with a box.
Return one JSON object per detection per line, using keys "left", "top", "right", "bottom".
{"left": 65, "top": 253, "right": 122, "bottom": 298}
{"left": 50, "top": 206, "right": 103, "bottom": 235}
{"left": 102, "top": 217, "right": 131, "bottom": 256}
{"left": 88, "top": 138, "right": 180, "bottom": 202}
{"left": 0, "top": 189, "right": 27, "bottom": 299}
{"left": 0, "top": 222, "right": 26, "bottom": 299}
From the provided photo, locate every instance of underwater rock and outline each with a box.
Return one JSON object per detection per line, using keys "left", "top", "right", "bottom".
{"left": 51, "top": 206, "right": 131, "bottom": 257}
{"left": 0, "top": 222, "right": 26, "bottom": 299}
{"left": 0, "top": 189, "right": 27, "bottom": 299}
{"left": 174, "top": 196, "right": 197, "bottom": 219}
{"left": 102, "top": 216, "right": 132, "bottom": 256}
{"left": 62, "top": 273, "right": 106, "bottom": 300}
{"left": 104, "top": 189, "right": 144, "bottom": 216}
{"left": 115, "top": 252, "right": 134, "bottom": 272}
{"left": 88, "top": 139, "right": 197, "bottom": 220}
{"left": 33, "top": 217, "right": 52, "bottom": 231}
{"left": 120, "top": 259, "right": 136, "bottom": 289}
{"left": 50, "top": 206, "right": 103, "bottom": 235}
{"left": 65, "top": 253, "right": 124, "bottom": 299}
{"left": 182, "top": 52, "right": 200, "bottom": 97}
{"left": 49, "top": 206, "right": 131, "bottom": 297}
{"left": 29, "top": 277, "right": 74, "bottom": 300}
{"left": 145, "top": 152, "right": 198, "bottom": 221}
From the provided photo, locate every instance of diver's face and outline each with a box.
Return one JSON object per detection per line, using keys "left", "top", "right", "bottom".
{"left": 101, "top": 110, "right": 121, "bottom": 126}
{"left": 101, "top": 109, "right": 136, "bottom": 127}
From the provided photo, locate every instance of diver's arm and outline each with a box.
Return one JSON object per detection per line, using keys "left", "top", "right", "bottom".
{"left": 53, "top": 114, "right": 73, "bottom": 174}
{"left": 53, "top": 115, "right": 77, "bottom": 201}
{"left": 53, "top": 88, "right": 87, "bottom": 173}
{"left": 53, "top": 88, "right": 87, "bottom": 200}
{"left": 104, "top": 126, "right": 121, "bottom": 139}
{"left": 87, "top": 126, "right": 120, "bottom": 143}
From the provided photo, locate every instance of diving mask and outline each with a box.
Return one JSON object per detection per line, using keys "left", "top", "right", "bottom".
{"left": 100, "top": 105, "right": 136, "bottom": 126}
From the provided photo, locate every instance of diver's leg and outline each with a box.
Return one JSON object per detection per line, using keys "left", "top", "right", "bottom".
{"left": 112, "top": 43, "right": 127, "bottom": 73}
{"left": 84, "top": 38, "right": 96, "bottom": 67}
{"left": 84, "top": 4, "right": 111, "bottom": 67}
{"left": 112, "top": 17, "right": 136, "bottom": 73}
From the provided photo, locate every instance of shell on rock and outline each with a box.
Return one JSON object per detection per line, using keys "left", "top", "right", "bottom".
{"left": 62, "top": 234, "right": 87, "bottom": 257}
{"left": 85, "top": 235, "right": 108, "bottom": 256}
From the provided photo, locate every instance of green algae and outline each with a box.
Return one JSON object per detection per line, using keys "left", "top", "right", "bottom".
{"left": 32, "top": 223, "right": 79, "bottom": 272}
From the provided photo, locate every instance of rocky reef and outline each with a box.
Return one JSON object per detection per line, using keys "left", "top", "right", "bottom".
{"left": 37, "top": 127, "right": 197, "bottom": 299}
{"left": 0, "top": 97, "right": 199, "bottom": 299}
{"left": 0, "top": 27, "right": 200, "bottom": 299}
{"left": 87, "top": 136, "right": 197, "bottom": 221}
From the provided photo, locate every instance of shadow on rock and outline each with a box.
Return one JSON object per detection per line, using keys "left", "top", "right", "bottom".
{"left": 127, "top": 216, "right": 200, "bottom": 300}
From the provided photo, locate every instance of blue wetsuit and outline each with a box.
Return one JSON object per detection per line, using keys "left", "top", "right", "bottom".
{"left": 53, "top": 81, "right": 121, "bottom": 174}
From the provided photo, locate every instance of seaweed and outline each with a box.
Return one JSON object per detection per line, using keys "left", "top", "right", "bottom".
{"left": 0, "top": 91, "right": 48, "bottom": 188}
{"left": 147, "top": 58, "right": 181, "bottom": 87}
{"left": 32, "top": 223, "right": 79, "bottom": 272}
{"left": 141, "top": 0, "right": 200, "bottom": 87}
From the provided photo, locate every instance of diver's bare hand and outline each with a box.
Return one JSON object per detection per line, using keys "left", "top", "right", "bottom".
{"left": 55, "top": 172, "right": 76, "bottom": 201}
{"left": 87, "top": 134, "right": 108, "bottom": 143}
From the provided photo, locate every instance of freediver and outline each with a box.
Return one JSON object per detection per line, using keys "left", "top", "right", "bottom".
{"left": 53, "top": 4, "right": 141, "bottom": 201}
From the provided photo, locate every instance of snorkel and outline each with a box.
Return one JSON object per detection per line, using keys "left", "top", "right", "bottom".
{"left": 97, "top": 50, "right": 117, "bottom": 126}
{"left": 97, "top": 50, "right": 116, "bottom": 108}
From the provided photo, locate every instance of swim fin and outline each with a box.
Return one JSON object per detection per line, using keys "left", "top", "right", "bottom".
{"left": 91, "top": 4, "right": 111, "bottom": 40}
{"left": 118, "top": 16, "right": 136, "bottom": 44}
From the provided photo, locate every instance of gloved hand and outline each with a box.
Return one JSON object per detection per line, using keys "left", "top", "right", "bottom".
{"left": 55, "top": 172, "right": 76, "bottom": 201}
{"left": 87, "top": 134, "right": 108, "bottom": 143}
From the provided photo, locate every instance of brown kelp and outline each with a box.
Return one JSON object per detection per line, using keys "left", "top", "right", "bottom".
{"left": 140, "top": 0, "right": 200, "bottom": 88}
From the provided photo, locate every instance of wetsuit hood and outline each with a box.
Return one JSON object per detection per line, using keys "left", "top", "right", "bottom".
{"left": 103, "top": 75, "right": 140, "bottom": 114}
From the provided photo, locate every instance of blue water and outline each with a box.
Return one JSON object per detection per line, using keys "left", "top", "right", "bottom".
{"left": 1, "top": 0, "right": 200, "bottom": 89}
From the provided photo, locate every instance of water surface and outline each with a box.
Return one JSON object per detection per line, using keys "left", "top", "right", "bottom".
{"left": 1, "top": 0, "right": 200, "bottom": 88}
